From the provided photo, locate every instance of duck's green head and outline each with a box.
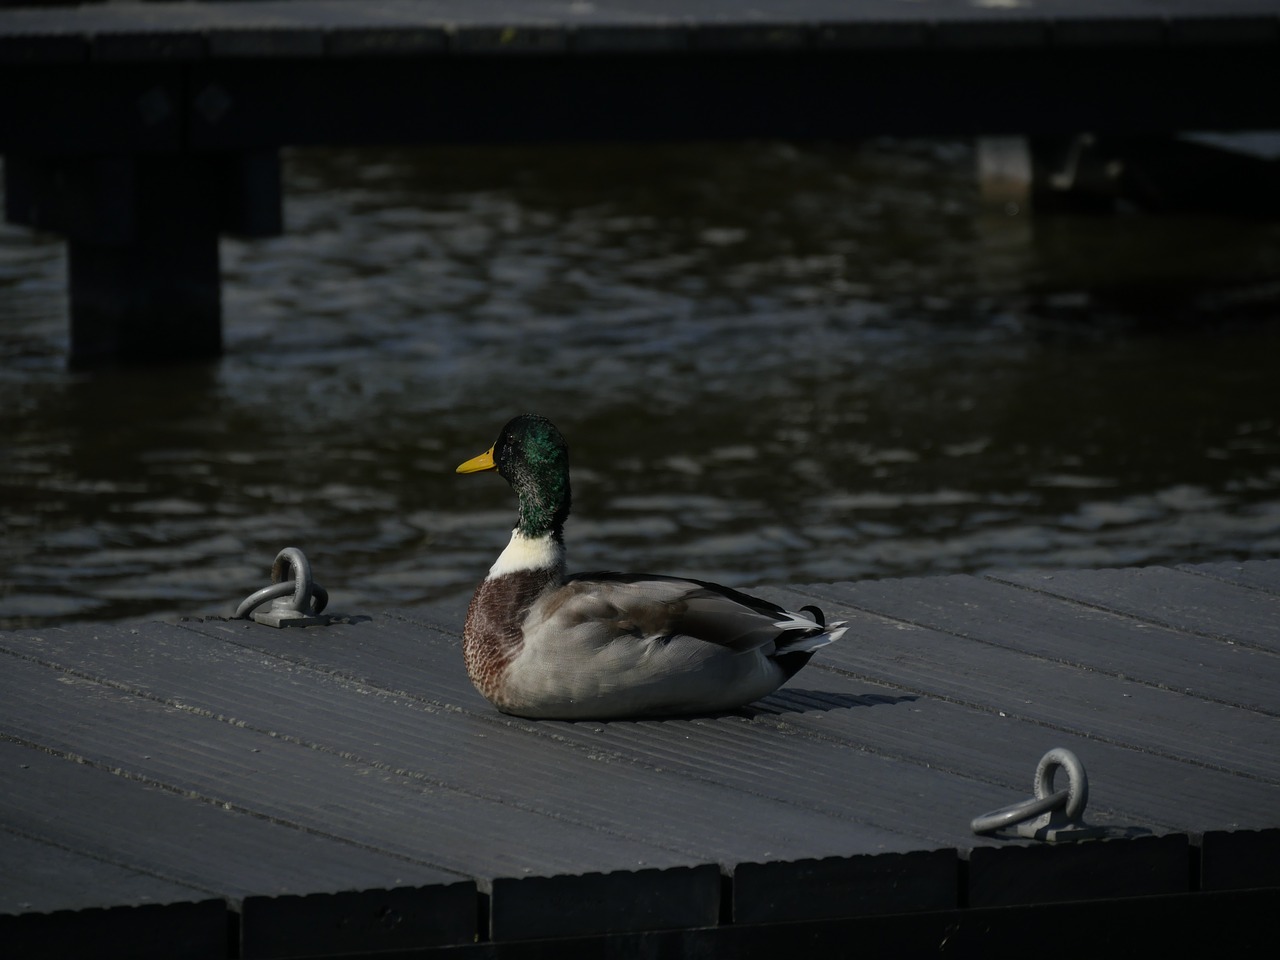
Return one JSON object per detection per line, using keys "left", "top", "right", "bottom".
{"left": 457, "top": 414, "right": 572, "bottom": 540}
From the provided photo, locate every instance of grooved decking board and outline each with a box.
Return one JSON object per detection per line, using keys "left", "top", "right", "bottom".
{"left": 778, "top": 580, "right": 1279, "bottom": 751}
{"left": 177, "top": 615, "right": 994, "bottom": 850}
{"left": 1180, "top": 558, "right": 1280, "bottom": 595}
{"left": 0, "top": 828, "right": 207, "bottom": 915}
{"left": 767, "top": 576, "right": 1279, "bottom": 826}
{"left": 3, "top": 559, "right": 1278, "bottom": 951}
{"left": 771, "top": 576, "right": 1277, "bottom": 711}
{"left": 0, "top": 739, "right": 458, "bottom": 899}
{"left": 1, "top": 619, "right": 924, "bottom": 860}
{"left": 190, "top": 607, "right": 1165, "bottom": 853}
{"left": 0, "top": 740, "right": 473, "bottom": 957}
{"left": 0, "top": 654, "right": 723, "bottom": 942}
{"left": 738, "top": 602, "right": 1279, "bottom": 845}
{"left": 688, "top": 622, "right": 1275, "bottom": 834}
{"left": 990, "top": 565, "right": 1280, "bottom": 650}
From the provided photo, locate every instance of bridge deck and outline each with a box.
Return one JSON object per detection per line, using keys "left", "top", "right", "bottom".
{"left": 2, "top": 558, "right": 1278, "bottom": 957}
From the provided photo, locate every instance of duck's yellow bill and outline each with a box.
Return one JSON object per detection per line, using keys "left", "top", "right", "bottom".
{"left": 456, "top": 446, "right": 497, "bottom": 474}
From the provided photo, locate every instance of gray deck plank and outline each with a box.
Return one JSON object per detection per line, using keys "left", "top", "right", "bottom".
{"left": 755, "top": 581, "right": 1279, "bottom": 784}
{"left": 3, "top": 619, "right": 928, "bottom": 859}
{"left": 190, "top": 605, "right": 1278, "bottom": 843}
{"left": 0, "top": 739, "right": 459, "bottom": 899}
{"left": 4, "top": 559, "right": 1279, "bottom": 945}
{"left": 0, "top": 651, "right": 723, "bottom": 941}
{"left": 0, "top": 739, "right": 473, "bottom": 956}
{"left": 782, "top": 662, "right": 1274, "bottom": 832}
{"left": 772, "top": 574, "right": 1278, "bottom": 710}
{"left": 5, "top": 619, "right": 971, "bottom": 937}
{"left": 1179, "top": 558, "right": 1280, "bottom": 595}
{"left": 0, "top": 828, "right": 208, "bottom": 916}
{"left": 180, "top": 613, "right": 1054, "bottom": 851}
{"left": 536, "top": 669, "right": 1275, "bottom": 839}
{"left": 754, "top": 576, "right": 1280, "bottom": 837}
{"left": 192, "top": 605, "right": 1263, "bottom": 907}
{"left": 990, "top": 565, "right": 1280, "bottom": 650}
{"left": 178, "top": 616, "right": 971, "bottom": 841}
{"left": 746, "top": 654, "right": 1279, "bottom": 834}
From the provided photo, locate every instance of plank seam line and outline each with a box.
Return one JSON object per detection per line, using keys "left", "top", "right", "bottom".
{"left": 774, "top": 668, "right": 1277, "bottom": 784}
{"left": 176, "top": 615, "right": 463, "bottom": 675}
{"left": 748, "top": 690, "right": 1246, "bottom": 826}
{"left": 171, "top": 620, "right": 483, "bottom": 702}
{"left": 13, "top": 632, "right": 979, "bottom": 863}
{"left": 733, "top": 704, "right": 1186, "bottom": 831}
{"left": 0, "top": 730, "right": 474, "bottom": 882}
{"left": 805, "top": 660, "right": 1279, "bottom": 789}
{"left": 384, "top": 609, "right": 461, "bottom": 636}
{"left": 174, "top": 615, "right": 1280, "bottom": 798}
{"left": 169, "top": 624, "right": 1227, "bottom": 831}
{"left": 1179, "top": 564, "right": 1280, "bottom": 599}
{"left": 981, "top": 572, "right": 1280, "bottom": 654}
{"left": 164, "top": 624, "right": 958, "bottom": 844}
{"left": 0, "top": 646, "right": 715, "bottom": 865}
{"left": 0, "top": 819, "right": 225, "bottom": 901}
{"left": 783, "top": 583, "right": 1280, "bottom": 718}
{"left": 170, "top": 622, "right": 1038, "bottom": 840}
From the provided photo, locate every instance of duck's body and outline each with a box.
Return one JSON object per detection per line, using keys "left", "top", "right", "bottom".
{"left": 458, "top": 415, "right": 845, "bottom": 720}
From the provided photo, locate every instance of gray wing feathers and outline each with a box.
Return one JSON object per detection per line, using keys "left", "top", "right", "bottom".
{"left": 547, "top": 574, "right": 842, "bottom": 656}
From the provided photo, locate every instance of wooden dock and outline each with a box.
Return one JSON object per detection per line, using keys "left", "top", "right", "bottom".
{"left": 3, "top": 558, "right": 1277, "bottom": 958}
{"left": 2, "top": 0, "right": 1279, "bottom": 366}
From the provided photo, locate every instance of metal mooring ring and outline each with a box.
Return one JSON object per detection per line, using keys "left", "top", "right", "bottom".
{"left": 1036, "top": 746, "right": 1088, "bottom": 822}
{"left": 971, "top": 747, "right": 1089, "bottom": 836}
{"left": 234, "top": 547, "right": 328, "bottom": 620}
{"left": 970, "top": 788, "right": 1069, "bottom": 835}
{"left": 269, "top": 547, "right": 328, "bottom": 615}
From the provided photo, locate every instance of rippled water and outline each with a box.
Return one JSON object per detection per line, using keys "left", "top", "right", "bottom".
{"left": 2, "top": 140, "right": 1279, "bottom": 628}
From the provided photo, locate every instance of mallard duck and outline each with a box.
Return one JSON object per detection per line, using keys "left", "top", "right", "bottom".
{"left": 455, "top": 414, "right": 845, "bottom": 719}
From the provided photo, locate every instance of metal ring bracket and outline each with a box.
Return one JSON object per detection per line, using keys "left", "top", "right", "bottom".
{"left": 1036, "top": 747, "right": 1088, "bottom": 822}
{"left": 970, "top": 788, "right": 1069, "bottom": 835}
{"left": 234, "top": 547, "right": 330, "bottom": 627}
{"left": 972, "top": 748, "right": 1103, "bottom": 841}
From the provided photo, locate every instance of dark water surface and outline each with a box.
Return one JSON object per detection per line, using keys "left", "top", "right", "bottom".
{"left": 2, "top": 141, "right": 1279, "bottom": 628}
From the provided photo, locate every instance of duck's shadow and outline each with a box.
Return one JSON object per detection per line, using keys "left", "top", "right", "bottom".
{"left": 555, "top": 690, "right": 915, "bottom": 724}
{"left": 746, "top": 688, "right": 918, "bottom": 716}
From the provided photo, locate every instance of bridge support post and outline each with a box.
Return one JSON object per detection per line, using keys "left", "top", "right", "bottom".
{"left": 4, "top": 150, "right": 281, "bottom": 368}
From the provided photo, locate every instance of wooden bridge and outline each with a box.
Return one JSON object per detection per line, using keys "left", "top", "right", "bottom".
{"left": 2, "top": 0, "right": 1279, "bottom": 365}
{"left": 3, "top": 558, "right": 1278, "bottom": 958}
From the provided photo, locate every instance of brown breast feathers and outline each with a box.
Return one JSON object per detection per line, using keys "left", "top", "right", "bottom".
{"left": 462, "top": 568, "right": 559, "bottom": 704}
